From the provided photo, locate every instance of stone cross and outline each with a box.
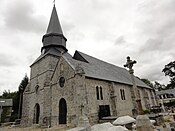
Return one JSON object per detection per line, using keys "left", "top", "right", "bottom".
{"left": 124, "top": 56, "right": 144, "bottom": 115}
{"left": 124, "top": 56, "right": 137, "bottom": 74}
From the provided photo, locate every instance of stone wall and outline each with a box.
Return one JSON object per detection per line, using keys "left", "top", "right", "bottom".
{"left": 22, "top": 53, "right": 158, "bottom": 127}
{"left": 21, "top": 54, "right": 60, "bottom": 126}
{"left": 49, "top": 56, "right": 78, "bottom": 127}
{"left": 85, "top": 78, "right": 134, "bottom": 124}
{"left": 138, "top": 87, "right": 157, "bottom": 111}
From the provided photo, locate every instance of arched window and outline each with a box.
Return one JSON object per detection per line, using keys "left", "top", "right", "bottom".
{"left": 100, "top": 87, "right": 103, "bottom": 100}
{"left": 35, "top": 85, "right": 39, "bottom": 94}
{"left": 96, "top": 86, "right": 99, "bottom": 100}
{"left": 120, "top": 89, "right": 126, "bottom": 100}
{"left": 59, "top": 98, "right": 67, "bottom": 124}
{"left": 33, "top": 103, "right": 40, "bottom": 124}
{"left": 59, "top": 77, "right": 65, "bottom": 87}
{"left": 96, "top": 86, "right": 104, "bottom": 100}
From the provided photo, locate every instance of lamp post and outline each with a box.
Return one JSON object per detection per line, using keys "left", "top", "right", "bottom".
{"left": 0, "top": 100, "right": 5, "bottom": 123}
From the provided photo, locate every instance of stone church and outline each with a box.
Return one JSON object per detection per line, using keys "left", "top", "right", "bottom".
{"left": 21, "top": 5, "right": 157, "bottom": 127}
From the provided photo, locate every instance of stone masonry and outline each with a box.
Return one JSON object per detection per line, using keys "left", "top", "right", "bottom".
{"left": 21, "top": 5, "right": 158, "bottom": 128}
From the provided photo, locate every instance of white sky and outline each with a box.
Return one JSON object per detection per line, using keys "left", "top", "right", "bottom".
{"left": 0, "top": 0, "right": 174, "bottom": 95}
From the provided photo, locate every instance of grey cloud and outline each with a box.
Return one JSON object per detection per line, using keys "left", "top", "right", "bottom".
{"left": 142, "top": 69, "right": 165, "bottom": 83}
{"left": 91, "top": 0, "right": 113, "bottom": 10}
{"left": 0, "top": 53, "right": 18, "bottom": 67}
{"left": 3, "top": 0, "right": 46, "bottom": 33}
{"left": 140, "top": 38, "right": 163, "bottom": 52}
{"left": 115, "top": 35, "right": 126, "bottom": 45}
{"left": 62, "top": 21, "right": 75, "bottom": 35}
{"left": 144, "top": 73, "right": 164, "bottom": 83}
{"left": 139, "top": 37, "right": 175, "bottom": 56}
{"left": 136, "top": 0, "right": 175, "bottom": 55}
{"left": 157, "top": 18, "right": 175, "bottom": 38}
{"left": 136, "top": 61, "right": 165, "bottom": 83}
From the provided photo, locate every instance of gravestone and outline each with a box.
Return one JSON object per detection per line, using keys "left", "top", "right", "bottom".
{"left": 136, "top": 115, "right": 154, "bottom": 131}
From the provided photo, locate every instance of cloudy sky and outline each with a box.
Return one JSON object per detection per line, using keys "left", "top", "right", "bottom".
{"left": 0, "top": 0, "right": 174, "bottom": 94}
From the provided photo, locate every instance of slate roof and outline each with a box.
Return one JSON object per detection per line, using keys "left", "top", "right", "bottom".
{"left": 156, "top": 89, "right": 175, "bottom": 96}
{"left": 0, "top": 99, "right": 13, "bottom": 107}
{"left": 63, "top": 51, "right": 151, "bottom": 89}
{"left": 31, "top": 47, "right": 62, "bottom": 66}
{"left": 30, "top": 5, "right": 150, "bottom": 89}
{"left": 46, "top": 5, "right": 63, "bottom": 35}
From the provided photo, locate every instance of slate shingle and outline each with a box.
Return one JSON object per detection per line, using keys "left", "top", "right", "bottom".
{"left": 63, "top": 51, "right": 150, "bottom": 89}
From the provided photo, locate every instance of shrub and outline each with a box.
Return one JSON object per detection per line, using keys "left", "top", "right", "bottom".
{"left": 143, "top": 109, "right": 150, "bottom": 114}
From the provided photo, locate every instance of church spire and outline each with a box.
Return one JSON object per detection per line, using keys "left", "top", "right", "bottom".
{"left": 46, "top": 5, "right": 63, "bottom": 35}
{"left": 42, "top": 5, "right": 67, "bottom": 54}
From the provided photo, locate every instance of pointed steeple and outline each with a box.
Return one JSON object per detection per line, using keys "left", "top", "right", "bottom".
{"left": 46, "top": 5, "right": 63, "bottom": 35}
{"left": 42, "top": 5, "right": 67, "bottom": 54}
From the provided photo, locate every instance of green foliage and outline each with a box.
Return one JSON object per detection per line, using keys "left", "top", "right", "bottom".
{"left": 1, "top": 107, "right": 11, "bottom": 122}
{"left": 154, "top": 81, "right": 166, "bottom": 91}
{"left": 18, "top": 74, "right": 29, "bottom": 93}
{"left": 140, "top": 78, "right": 165, "bottom": 91}
{"left": 141, "top": 79, "right": 154, "bottom": 88}
{"left": 162, "top": 61, "right": 175, "bottom": 89}
{"left": 0, "top": 90, "right": 19, "bottom": 122}
{"left": 18, "top": 74, "right": 29, "bottom": 119}
{"left": 0, "top": 74, "right": 29, "bottom": 122}
{"left": 163, "top": 117, "right": 172, "bottom": 122}
{"left": 2, "top": 90, "right": 15, "bottom": 99}
{"left": 143, "top": 109, "right": 150, "bottom": 114}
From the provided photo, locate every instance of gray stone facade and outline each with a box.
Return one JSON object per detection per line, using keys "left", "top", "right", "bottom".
{"left": 21, "top": 5, "right": 158, "bottom": 128}
{"left": 21, "top": 54, "right": 157, "bottom": 127}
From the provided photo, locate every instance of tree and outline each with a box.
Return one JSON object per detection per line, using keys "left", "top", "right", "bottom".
{"left": 0, "top": 74, "right": 29, "bottom": 121}
{"left": 141, "top": 79, "right": 165, "bottom": 91}
{"left": 162, "top": 61, "right": 175, "bottom": 89}
{"left": 18, "top": 74, "right": 29, "bottom": 93}
{"left": 154, "top": 81, "right": 165, "bottom": 91}
{"left": 141, "top": 79, "right": 154, "bottom": 88}
{"left": 0, "top": 90, "right": 19, "bottom": 122}
{"left": 18, "top": 74, "right": 29, "bottom": 119}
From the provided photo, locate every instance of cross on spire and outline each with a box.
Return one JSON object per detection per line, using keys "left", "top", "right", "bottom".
{"left": 124, "top": 56, "right": 137, "bottom": 74}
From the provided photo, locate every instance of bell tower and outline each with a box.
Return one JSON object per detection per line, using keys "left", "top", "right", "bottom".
{"left": 41, "top": 5, "right": 67, "bottom": 55}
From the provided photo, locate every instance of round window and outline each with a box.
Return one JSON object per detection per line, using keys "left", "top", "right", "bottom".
{"left": 59, "top": 77, "right": 65, "bottom": 87}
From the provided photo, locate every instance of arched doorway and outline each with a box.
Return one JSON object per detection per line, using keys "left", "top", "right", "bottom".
{"left": 33, "top": 103, "right": 40, "bottom": 124}
{"left": 59, "top": 98, "right": 67, "bottom": 124}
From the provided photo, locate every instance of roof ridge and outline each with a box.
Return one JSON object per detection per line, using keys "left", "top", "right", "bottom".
{"left": 76, "top": 50, "right": 125, "bottom": 69}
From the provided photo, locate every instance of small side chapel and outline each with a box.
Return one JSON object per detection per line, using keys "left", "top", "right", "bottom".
{"left": 21, "top": 5, "right": 157, "bottom": 127}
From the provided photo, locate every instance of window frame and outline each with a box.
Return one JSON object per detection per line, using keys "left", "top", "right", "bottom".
{"left": 59, "top": 77, "right": 65, "bottom": 88}
{"left": 96, "top": 86, "right": 100, "bottom": 100}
